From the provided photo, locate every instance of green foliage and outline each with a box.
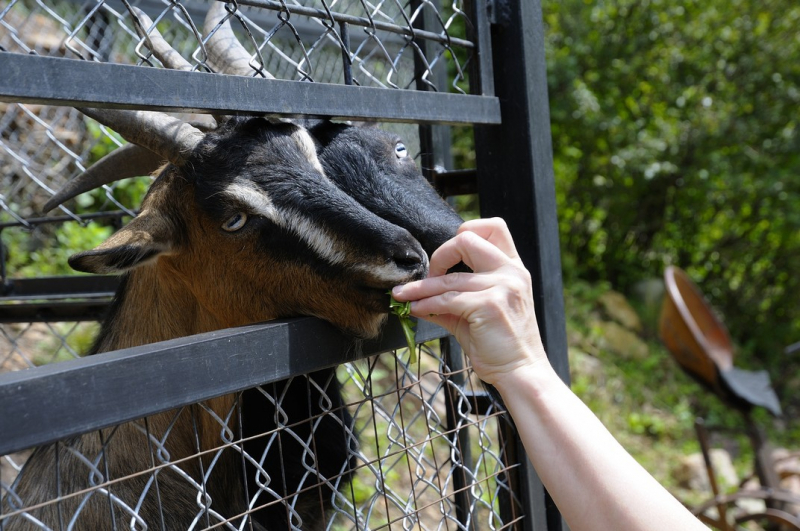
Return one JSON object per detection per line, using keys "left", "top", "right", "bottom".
{"left": 4, "top": 222, "right": 113, "bottom": 278}
{"left": 565, "top": 280, "right": 789, "bottom": 497}
{"left": 73, "top": 121, "right": 151, "bottom": 214}
{"left": 3, "top": 120, "right": 148, "bottom": 280}
{"left": 32, "top": 322, "right": 101, "bottom": 365}
{"left": 542, "top": 0, "right": 800, "bottom": 410}
{"left": 388, "top": 293, "right": 418, "bottom": 362}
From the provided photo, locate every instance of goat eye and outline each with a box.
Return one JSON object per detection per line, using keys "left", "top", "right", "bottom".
{"left": 395, "top": 142, "right": 408, "bottom": 159}
{"left": 222, "top": 213, "right": 248, "bottom": 232}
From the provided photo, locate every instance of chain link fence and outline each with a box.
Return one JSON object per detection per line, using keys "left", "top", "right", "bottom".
{"left": 0, "top": 0, "right": 523, "bottom": 529}
{"left": 2, "top": 343, "right": 520, "bottom": 530}
{"left": 2, "top": 0, "right": 473, "bottom": 228}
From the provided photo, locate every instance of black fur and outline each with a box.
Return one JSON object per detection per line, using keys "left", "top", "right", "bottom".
{"left": 188, "top": 118, "right": 424, "bottom": 277}
{"left": 311, "top": 122, "right": 464, "bottom": 253}
{"left": 240, "top": 120, "right": 464, "bottom": 530}
{"left": 5, "top": 117, "right": 463, "bottom": 531}
{"left": 241, "top": 371, "right": 357, "bottom": 528}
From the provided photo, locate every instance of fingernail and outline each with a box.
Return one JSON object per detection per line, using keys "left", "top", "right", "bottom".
{"left": 391, "top": 285, "right": 404, "bottom": 297}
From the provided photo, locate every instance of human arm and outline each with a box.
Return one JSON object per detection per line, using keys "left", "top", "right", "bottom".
{"left": 391, "top": 218, "right": 707, "bottom": 531}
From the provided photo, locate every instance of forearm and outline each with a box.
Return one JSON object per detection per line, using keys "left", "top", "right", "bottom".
{"left": 394, "top": 218, "right": 705, "bottom": 529}
{"left": 494, "top": 361, "right": 707, "bottom": 531}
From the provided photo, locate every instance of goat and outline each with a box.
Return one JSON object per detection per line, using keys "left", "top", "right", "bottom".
{"left": 2, "top": 5, "right": 463, "bottom": 530}
{"left": 237, "top": 121, "right": 465, "bottom": 529}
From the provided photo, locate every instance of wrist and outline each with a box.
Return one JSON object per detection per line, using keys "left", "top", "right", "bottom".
{"left": 491, "top": 354, "right": 562, "bottom": 402}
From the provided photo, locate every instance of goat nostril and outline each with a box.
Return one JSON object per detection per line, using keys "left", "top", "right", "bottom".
{"left": 393, "top": 248, "right": 424, "bottom": 271}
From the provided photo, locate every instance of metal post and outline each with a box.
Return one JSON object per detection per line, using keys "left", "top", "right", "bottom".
{"left": 694, "top": 418, "right": 731, "bottom": 531}
{"left": 441, "top": 336, "right": 476, "bottom": 530}
{"left": 472, "top": 0, "right": 570, "bottom": 529}
{"left": 411, "top": 4, "right": 473, "bottom": 526}
{"left": 412, "top": 0, "right": 454, "bottom": 180}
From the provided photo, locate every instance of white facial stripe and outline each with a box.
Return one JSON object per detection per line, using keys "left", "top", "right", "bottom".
{"left": 225, "top": 183, "right": 280, "bottom": 222}
{"left": 282, "top": 209, "right": 348, "bottom": 266}
{"left": 224, "top": 183, "right": 347, "bottom": 266}
{"left": 291, "top": 129, "right": 325, "bottom": 175}
{"left": 361, "top": 260, "right": 429, "bottom": 284}
{"left": 224, "top": 182, "right": 430, "bottom": 279}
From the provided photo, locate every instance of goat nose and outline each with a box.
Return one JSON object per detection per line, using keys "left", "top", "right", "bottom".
{"left": 389, "top": 235, "right": 427, "bottom": 273}
{"left": 394, "top": 247, "right": 424, "bottom": 270}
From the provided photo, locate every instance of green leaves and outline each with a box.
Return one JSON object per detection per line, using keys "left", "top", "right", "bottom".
{"left": 544, "top": 0, "right": 800, "bottom": 385}
{"left": 388, "top": 293, "right": 418, "bottom": 364}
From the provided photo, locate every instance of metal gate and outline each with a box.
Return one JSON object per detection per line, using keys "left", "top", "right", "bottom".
{"left": 0, "top": 0, "right": 569, "bottom": 529}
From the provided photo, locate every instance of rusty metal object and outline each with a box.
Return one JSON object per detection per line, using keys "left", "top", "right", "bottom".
{"left": 659, "top": 266, "right": 781, "bottom": 416}
{"left": 691, "top": 418, "right": 800, "bottom": 530}
{"left": 660, "top": 266, "right": 732, "bottom": 393}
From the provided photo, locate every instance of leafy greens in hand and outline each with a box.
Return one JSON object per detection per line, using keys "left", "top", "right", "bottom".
{"left": 388, "top": 293, "right": 417, "bottom": 363}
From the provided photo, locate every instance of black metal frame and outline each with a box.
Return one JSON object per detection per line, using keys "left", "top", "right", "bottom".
{"left": 0, "top": 54, "right": 500, "bottom": 124}
{"left": 0, "top": 0, "right": 567, "bottom": 528}
{"left": 470, "top": 1, "right": 570, "bottom": 529}
{"left": 0, "top": 317, "right": 451, "bottom": 456}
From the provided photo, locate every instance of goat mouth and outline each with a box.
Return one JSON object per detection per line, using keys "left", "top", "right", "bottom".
{"left": 358, "top": 264, "right": 427, "bottom": 313}
{"left": 357, "top": 284, "right": 401, "bottom": 314}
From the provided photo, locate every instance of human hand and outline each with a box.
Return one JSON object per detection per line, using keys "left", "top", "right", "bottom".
{"left": 391, "top": 218, "right": 549, "bottom": 385}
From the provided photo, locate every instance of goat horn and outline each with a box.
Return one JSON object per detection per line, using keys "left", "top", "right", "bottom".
{"left": 204, "top": 2, "right": 274, "bottom": 79}
{"left": 42, "top": 144, "right": 164, "bottom": 212}
{"left": 130, "top": 7, "right": 193, "bottom": 72}
{"left": 128, "top": 9, "right": 225, "bottom": 128}
{"left": 77, "top": 107, "right": 204, "bottom": 167}
{"left": 45, "top": 10, "right": 214, "bottom": 212}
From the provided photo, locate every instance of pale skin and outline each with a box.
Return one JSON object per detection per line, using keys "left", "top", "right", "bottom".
{"left": 392, "top": 217, "right": 707, "bottom": 531}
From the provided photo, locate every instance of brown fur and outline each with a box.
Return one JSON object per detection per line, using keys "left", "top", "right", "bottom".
{"left": 5, "top": 166, "right": 401, "bottom": 529}
{"left": 4, "top": 120, "right": 440, "bottom": 530}
{"left": 4, "top": 172, "right": 258, "bottom": 530}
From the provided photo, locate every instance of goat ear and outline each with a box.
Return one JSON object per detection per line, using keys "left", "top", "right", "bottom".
{"left": 309, "top": 120, "right": 347, "bottom": 146}
{"left": 68, "top": 210, "right": 175, "bottom": 274}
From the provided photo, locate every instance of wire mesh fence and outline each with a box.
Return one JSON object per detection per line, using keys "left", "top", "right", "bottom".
{"left": 0, "top": 1, "right": 524, "bottom": 529}
{"left": 1, "top": 340, "right": 520, "bottom": 530}
{"left": 0, "top": 0, "right": 471, "bottom": 87}
{"left": 1, "top": 0, "right": 473, "bottom": 235}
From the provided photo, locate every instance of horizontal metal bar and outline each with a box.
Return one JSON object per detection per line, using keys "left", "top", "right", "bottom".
{"left": 0, "top": 276, "right": 117, "bottom": 322}
{"left": 1, "top": 276, "right": 119, "bottom": 300}
{"left": 0, "top": 275, "right": 108, "bottom": 323}
{"left": 0, "top": 300, "right": 111, "bottom": 323}
{"left": 0, "top": 316, "right": 448, "bottom": 455}
{"left": 0, "top": 54, "right": 501, "bottom": 125}
{"left": 238, "top": 0, "right": 475, "bottom": 49}
{"left": 0, "top": 276, "right": 119, "bottom": 322}
{"left": 434, "top": 168, "right": 478, "bottom": 196}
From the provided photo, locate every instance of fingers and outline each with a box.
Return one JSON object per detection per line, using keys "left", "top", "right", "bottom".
{"left": 457, "top": 218, "right": 519, "bottom": 260}
{"left": 392, "top": 270, "right": 494, "bottom": 302}
{"left": 406, "top": 290, "right": 479, "bottom": 320}
{"left": 427, "top": 218, "right": 519, "bottom": 277}
{"left": 417, "top": 312, "right": 460, "bottom": 335}
{"left": 392, "top": 216, "right": 524, "bottom": 321}
{"left": 429, "top": 230, "right": 512, "bottom": 277}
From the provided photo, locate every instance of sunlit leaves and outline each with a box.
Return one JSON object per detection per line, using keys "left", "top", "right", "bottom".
{"left": 545, "top": 0, "right": 800, "bottom": 390}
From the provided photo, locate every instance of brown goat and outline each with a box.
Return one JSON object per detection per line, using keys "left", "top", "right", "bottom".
{"left": 4, "top": 116, "right": 442, "bottom": 528}
{"left": 2, "top": 6, "right": 464, "bottom": 530}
